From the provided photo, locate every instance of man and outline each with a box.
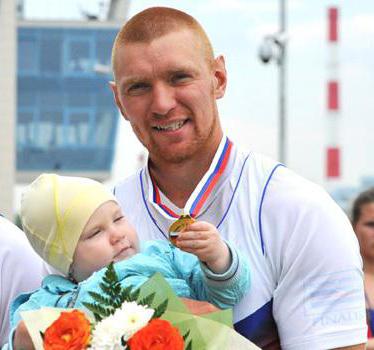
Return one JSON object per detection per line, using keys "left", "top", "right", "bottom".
{"left": 0, "top": 216, "right": 47, "bottom": 347}
{"left": 111, "top": 7, "right": 366, "bottom": 350}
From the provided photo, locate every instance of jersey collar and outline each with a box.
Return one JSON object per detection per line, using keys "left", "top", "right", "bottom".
{"left": 144, "top": 135, "right": 233, "bottom": 220}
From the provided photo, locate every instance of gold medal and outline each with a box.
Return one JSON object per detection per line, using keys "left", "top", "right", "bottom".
{"left": 168, "top": 214, "right": 195, "bottom": 246}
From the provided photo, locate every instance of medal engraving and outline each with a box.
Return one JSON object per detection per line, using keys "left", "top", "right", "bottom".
{"left": 168, "top": 214, "right": 195, "bottom": 246}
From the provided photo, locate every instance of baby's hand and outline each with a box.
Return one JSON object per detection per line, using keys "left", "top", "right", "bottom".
{"left": 176, "top": 221, "right": 231, "bottom": 273}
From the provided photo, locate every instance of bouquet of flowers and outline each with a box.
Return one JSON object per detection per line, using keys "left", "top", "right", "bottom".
{"left": 21, "top": 264, "right": 260, "bottom": 350}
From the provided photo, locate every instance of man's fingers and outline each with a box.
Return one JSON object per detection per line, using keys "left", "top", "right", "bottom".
{"left": 185, "top": 221, "right": 212, "bottom": 231}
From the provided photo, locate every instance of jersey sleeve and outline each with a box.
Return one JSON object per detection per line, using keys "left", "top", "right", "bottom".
{"left": 0, "top": 218, "right": 46, "bottom": 346}
{"left": 261, "top": 166, "right": 367, "bottom": 349}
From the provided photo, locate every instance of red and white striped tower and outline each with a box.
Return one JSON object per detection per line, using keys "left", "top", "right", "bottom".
{"left": 325, "top": 6, "right": 341, "bottom": 189}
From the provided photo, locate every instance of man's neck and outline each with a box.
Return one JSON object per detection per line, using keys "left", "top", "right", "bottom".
{"left": 149, "top": 143, "right": 221, "bottom": 208}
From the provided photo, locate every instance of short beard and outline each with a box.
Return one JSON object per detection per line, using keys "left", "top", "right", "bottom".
{"left": 150, "top": 115, "right": 219, "bottom": 165}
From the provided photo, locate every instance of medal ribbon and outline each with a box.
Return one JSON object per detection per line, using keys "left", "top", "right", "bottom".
{"left": 148, "top": 136, "right": 233, "bottom": 220}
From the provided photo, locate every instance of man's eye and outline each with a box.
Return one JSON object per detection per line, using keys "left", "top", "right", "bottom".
{"left": 365, "top": 222, "right": 374, "bottom": 228}
{"left": 171, "top": 73, "right": 191, "bottom": 84}
{"left": 127, "top": 83, "right": 149, "bottom": 95}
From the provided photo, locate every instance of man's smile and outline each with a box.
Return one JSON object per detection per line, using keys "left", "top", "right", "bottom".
{"left": 152, "top": 119, "right": 188, "bottom": 132}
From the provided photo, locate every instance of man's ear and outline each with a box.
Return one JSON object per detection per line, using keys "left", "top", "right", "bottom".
{"left": 213, "top": 55, "right": 227, "bottom": 100}
{"left": 109, "top": 81, "right": 128, "bottom": 120}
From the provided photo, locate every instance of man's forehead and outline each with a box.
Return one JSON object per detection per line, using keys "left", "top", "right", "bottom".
{"left": 114, "top": 29, "right": 204, "bottom": 61}
{"left": 127, "top": 29, "right": 200, "bottom": 51}
{"left": 115, "top": 37, "right": 206, "bottom": 78}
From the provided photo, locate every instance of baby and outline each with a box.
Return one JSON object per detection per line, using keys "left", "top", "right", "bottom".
{"left": 8, "top": 174, "right": 250, "bottom": 348}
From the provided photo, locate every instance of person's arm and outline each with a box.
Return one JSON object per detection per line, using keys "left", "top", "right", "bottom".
{"left": 12, "top": 321, "right": 35, "bottom": 350}
{"left": 180, "top": 298, "right": 220, "bottom": 315}
{"left": 176, "top": 221, "right": 231, "bottom": 273}
{"left": 174, "top": 221, "right": 250, "bottom": 309}
{"left": 365, "top": 338, "right": 374, "bottom": 349}
{"left": 261, "top": 166, "right": 367, "bottom": 349}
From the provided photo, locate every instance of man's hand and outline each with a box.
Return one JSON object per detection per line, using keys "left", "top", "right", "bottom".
{"left": 180, "top": 298, "right": 220, "bottom": 315}
{"left": 13, "top": 321, "right": 35, "bottom": 350}
{"left": 176, "top": 221, "right": 230, "bottom": 273}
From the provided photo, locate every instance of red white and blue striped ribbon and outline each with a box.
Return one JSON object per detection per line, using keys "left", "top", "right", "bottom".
{"left": 148, "top": 136, "right": 233, "bottom": 220}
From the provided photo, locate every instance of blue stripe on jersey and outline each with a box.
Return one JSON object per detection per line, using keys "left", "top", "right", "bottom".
{"left": 234, "top": 299, "right": 281, "bottom": 349}
{"left": 258, "top": 163, "right": 285, "bottom": 254}
{"left": 139, "top": 169, "right": 168, "bottom": 240}
{"left": 216, "top": 153, "right": 250, "bottom": 229}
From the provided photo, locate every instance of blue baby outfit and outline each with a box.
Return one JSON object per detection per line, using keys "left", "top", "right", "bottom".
{"left": 5, "top": 240, "right": 249, "bottom": 349}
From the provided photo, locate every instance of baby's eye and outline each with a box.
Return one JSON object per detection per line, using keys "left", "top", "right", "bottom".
{"left": 87, "top": 230, "right": 101, "bottom": 239}
{"left": 114, "top": 216, "right": 124, "bottom": 223}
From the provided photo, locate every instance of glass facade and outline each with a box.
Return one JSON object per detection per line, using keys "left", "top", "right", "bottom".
{"left": 17, "top": 25, "right": 119, "bottom": 174}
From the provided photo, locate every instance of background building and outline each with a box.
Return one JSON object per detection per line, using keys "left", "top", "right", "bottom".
{"left": 16, "top": 20, "right": 120, "bottom": 182}
{"left": 0, "top": 0, "right": 17, "bottom": 219}
{"left": 0, "top": 0, "right": 130, "bottom": 219}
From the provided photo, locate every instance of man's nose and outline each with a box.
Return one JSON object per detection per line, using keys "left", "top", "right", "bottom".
{"left": 151, "top": 82, "right": 177, "bottom": 116}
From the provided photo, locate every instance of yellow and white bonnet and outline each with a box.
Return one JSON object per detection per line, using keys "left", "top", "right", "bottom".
{"left": 20, "top": 173, "right": 116, "bottom": 275}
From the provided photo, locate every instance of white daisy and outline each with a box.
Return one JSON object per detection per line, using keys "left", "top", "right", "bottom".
{"left": 90, "top": 301, "right": 154, "bottom": 349}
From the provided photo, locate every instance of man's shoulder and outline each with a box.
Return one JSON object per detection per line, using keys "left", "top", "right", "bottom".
{"left": 243, "top": 150, "right": 327, "bottom": 202}
{"left": 113, "top": 171, "right": 143, "bottom": 209}
{"left": 114, "top": 171, "right": 140, "bottom": 193}
{"left": 242, "top": 151, "right": 282, "bottom": 184}
{"left": 263, "top": 163, "right": 332, "bottom": 210}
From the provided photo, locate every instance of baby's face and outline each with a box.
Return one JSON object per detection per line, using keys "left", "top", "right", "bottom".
{"left": 72, "top": 201, "right": 139, "bottom": 281}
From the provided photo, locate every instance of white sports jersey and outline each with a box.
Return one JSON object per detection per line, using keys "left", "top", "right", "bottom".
{"left": 0, "top": 217, "right": 48, "bottom": 346}
{"left": 114, "top": 139, "right": 366, "bottom": 349}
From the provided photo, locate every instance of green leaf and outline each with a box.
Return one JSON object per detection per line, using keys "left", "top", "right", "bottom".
{"left": 82, "top": 266, "right": 172, "bottom": 326}
{"left": 183, "top": 330, "right": 190, "bottom": 341}
{"left": 82, "top": 301, "right": 112, "bottom": 322}
{"left": 153, "top": 298, "right": 168, "bottom": 318}
{"left": 130, "top": 287, "right": 141, "bottom": 301}
{"left": 87, "top": 291, "right": 112, "bottom": 305}
{"left": 185, "top": 339, "right": 193, "bottom": 350}
{"left": 138, "top": 292, "right": 155, "bottom": 307}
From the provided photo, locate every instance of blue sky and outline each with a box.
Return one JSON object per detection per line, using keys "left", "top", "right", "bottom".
{"left": 25, "top": 0, "right": 374, "bottom": 190}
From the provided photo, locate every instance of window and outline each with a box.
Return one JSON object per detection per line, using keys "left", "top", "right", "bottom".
{"left": 67, "top": 111, "right": 90, "bottom": 146}
{"left": 38, "top": 110, "right": 63, "bottom": 149}
{"left": 40, "top": 37, "right": 62, "bottom": 74}
{"left": 18, "top": 35, "right": 38, "bottom": 73}
{"left": 17, "top": 111, "right": 36, "bottom": 146}
{"left": 66, "top": 39, "right": 91, "bottom": 73}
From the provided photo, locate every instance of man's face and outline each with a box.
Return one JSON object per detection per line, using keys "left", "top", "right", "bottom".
{"left": 72, "top": 201, "right": 139, "bottom": 281}
{"left": 354, "top": 202, "right": 374, "bottom": 261}
{"left": 111, "top": 29, "right": 226, "bottom": 164}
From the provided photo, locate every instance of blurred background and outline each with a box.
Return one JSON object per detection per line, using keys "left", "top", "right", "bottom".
{"left": 0, "top": 0, "right": 373, "bottom": 221}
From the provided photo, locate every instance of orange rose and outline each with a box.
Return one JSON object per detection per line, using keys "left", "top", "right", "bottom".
{"left": 128, "top": 318, "right": 184, "bottom": 350}
{"left": 43, "top": 309, "right": 91, "bottom": 350}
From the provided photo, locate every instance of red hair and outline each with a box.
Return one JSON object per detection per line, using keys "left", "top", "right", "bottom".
{"left": 112, "top": 7, "right": 215, "bottom": 75}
